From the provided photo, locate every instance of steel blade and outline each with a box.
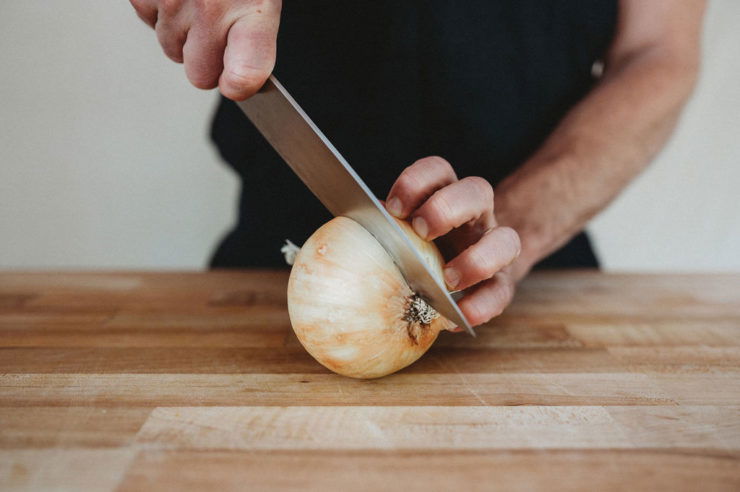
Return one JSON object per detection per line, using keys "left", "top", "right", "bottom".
{"left": 236, "top": 76, "right": 474, "bottom": 335}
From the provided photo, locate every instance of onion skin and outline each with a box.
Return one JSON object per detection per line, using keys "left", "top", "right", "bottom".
{"left": 287, "top": 216, "right": 455, "bottom": 379}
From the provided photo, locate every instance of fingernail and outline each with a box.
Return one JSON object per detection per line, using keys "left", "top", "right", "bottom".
{"left": 387, "top": 197, "right": 402, "bottom": 217}
{"left": 412, "top": 216, "right": 428, "bottom": 239}
{"left": 444, "top": 267, "right": 460, "bottom": 289}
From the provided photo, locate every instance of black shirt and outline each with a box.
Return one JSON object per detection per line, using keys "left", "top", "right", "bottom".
{"left": 210, "top": 0, "right": 617, "bottom": 268}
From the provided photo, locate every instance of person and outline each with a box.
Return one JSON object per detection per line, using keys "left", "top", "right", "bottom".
{"left": 130, "top": 0, "right": 706, "bottom": 327}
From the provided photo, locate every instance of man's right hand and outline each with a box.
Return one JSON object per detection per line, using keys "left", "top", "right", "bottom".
{"left": 130, "top": 0, "right": 281, "bottom": 100}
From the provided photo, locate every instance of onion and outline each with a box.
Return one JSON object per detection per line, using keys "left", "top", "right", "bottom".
{"left": 287, "top": 216, "right": 456, "bottom": 379}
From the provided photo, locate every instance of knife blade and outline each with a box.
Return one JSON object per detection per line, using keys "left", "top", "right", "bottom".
{"left": 236, "top": 76, "right": 474, "bottom": 336}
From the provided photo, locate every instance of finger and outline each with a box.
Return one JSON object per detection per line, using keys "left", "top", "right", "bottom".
{"left": 458, "top": 272, "right": 515, "bottom": 326}
{"left": 183, "top": 16, "right": 228, "bottom": 89}
{"left": 130, "top": 0, "right": 157, "bottom": 28}
{"left": 385, "top": 156, "right": 457, "bottom": 219}
{"left": 410, "top": 176, "right": 494, "bottom": 241}
{"left": 442, "top": 226, "right": 520, "bottom": 290}
{"left": 219, "top": 4, "right": 281, "bottom": 101}
{"left": 154, "top": 1, "right": 190, "bottom": 63}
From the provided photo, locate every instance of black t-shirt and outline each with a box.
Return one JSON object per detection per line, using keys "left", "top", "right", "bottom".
{"left": 210, "top": 0, "right": 617, "bottom": 268}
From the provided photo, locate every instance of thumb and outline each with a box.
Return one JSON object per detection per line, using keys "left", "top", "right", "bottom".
{"left": 219, "top": 3, "right": 281, "bottom": 101}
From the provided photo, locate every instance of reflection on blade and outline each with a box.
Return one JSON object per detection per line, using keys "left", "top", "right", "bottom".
{"left": 236, "top": 76, "right": 474, "bottom": 335}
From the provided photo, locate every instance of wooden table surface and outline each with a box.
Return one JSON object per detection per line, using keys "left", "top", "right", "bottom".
{"left": 1, "top": 271, "right": 739, "bottom": 491}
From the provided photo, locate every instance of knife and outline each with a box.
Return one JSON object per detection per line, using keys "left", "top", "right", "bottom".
{"left": 236, "top": 76, "right": 474, "bottom": 336}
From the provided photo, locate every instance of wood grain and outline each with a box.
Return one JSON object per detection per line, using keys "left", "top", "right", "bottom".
{"left": 117, "top": 450, "right": 740, "bottom": 492}
{"left": 1, "top": 271, "right": 739, "bottom": 491}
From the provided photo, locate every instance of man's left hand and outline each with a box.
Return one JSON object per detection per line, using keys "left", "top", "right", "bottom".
{"left": 385, "top": 156, "right": 521, "bottom": 327}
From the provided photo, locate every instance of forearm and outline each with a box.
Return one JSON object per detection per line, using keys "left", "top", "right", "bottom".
{"left": 495, "top": 48, "right": 699, "bottom": 281}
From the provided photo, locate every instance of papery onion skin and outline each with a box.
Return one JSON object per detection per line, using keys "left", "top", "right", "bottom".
{"left": 287, "top": 216, "right": 456, "bottom": 379}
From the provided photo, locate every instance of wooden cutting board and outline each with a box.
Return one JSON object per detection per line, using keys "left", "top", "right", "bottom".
{"left": 1, "top": 271, "right": 739, "bottom": 491}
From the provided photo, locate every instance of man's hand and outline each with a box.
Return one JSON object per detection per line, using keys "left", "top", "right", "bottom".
{"left": 129, "top": 0, "right": 281, "bottom": 100}
{"left": 386, "top": 156, "right": 521, "bottom": 327}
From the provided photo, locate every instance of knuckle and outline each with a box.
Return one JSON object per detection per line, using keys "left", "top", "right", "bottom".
{"left": 234, "top": 0, "right": 281, "bottom": 17}
{"left": 247, "top": 0, "right": 273, "bottom": 8}
{"left": 193, "top": 0, "right": 223, "bottom": 18}
{"left": 468, "top": 249, "right": 496, "bottom": 279}
{"left": 471, "top": 289, "right": 507, "bottom": 324}
{"left": 463, "top": 176, "right": 493, "bottom": 201}
{"left": 161, "top": 43, "right": 184, "bottom": 62}
{"left": 422, "top": 155, "right": 455, "bottom": 177}
{"left": 465, "top": 300, "right": 487, "bottom": 326}
{"left": 135, "top": 10, "right": 157, "bottom": 28}
{"left": 426, "top": 155, "right": 452, "bottom": 171}
{"left": 488, "top": 304, "right": 504, "bottom": 320}
{"left": 167, "top": 52, "right": 184, "bottom": 63}
{"left": 130, "top": 0, "right": 146, "bottom": 12}
{"left": 466, "top": 275, "right": 514, "bottom": 325}
{"left": 401, "top": 162, "right": 422, "bottom": 178}
{"left": 160, "top": 0, "right": 184, "bottom": 17}
{"left": 425, "top": 192, "right": 455, "bottom": 227}
{"left": 156, "top": 32, "right": 185, "bottom": 62}
{"left": 474, "top": 300, "right": 499, "bottom": 325}
{"left": 397, "top": 167, "right": 423, "bottom": 192}
{"left": 497, "top": 226, "right": 521, "bottom": 256}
